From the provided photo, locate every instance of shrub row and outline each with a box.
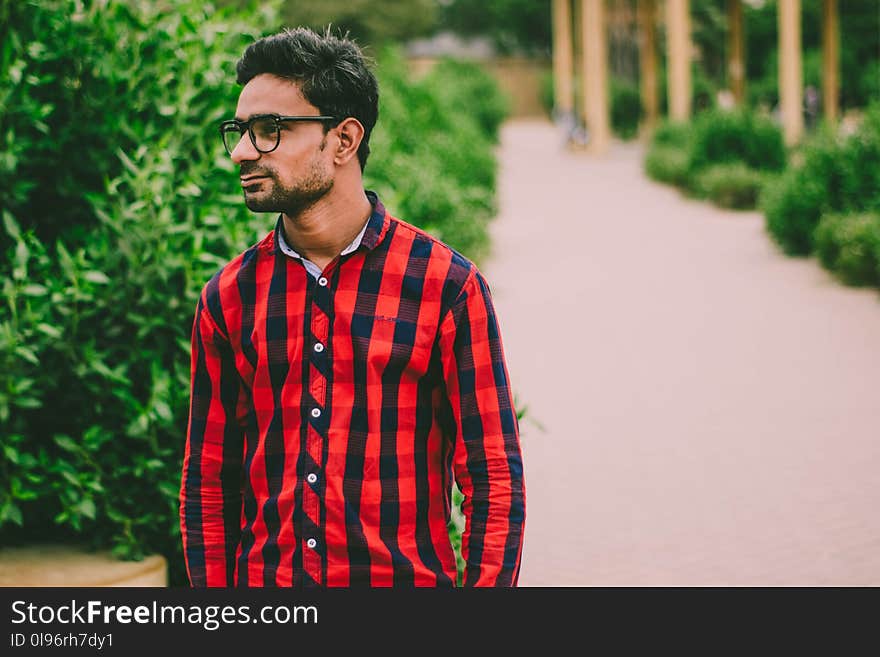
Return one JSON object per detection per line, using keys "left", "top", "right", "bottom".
{"left": 815, "top": 212, "right": 880, "bottom": 287}
{"left": 364, "top": 52, "right": 506, "bottom": 265}
{"left": 1, "top": 1, "right": 272, "bottom": 588}
{"left": 1, "top": 0, "right": 506, "bottom": 584}
{"left": 643, "top": 101, "right": 880, "bottom": 289}
{"left": 762, "top": 106, "right": 880, "bottom": 256}
{"left": 644, "top": 108, "right": 785, "bottom": 210}
{"left": 644, "top": 121, "right": 691, "bottom": 186}
{"left": 762, "top": 105, "right": 880, "bottom": 287}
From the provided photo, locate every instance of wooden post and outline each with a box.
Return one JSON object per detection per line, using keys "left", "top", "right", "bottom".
{"left": 639, "top": 0, "right": 659, "bottom": 132}
{"left": 553, "top": 0, "right": 575, "bottom": 118}
{"left": 778, "top": 0, "right": 803, "bottom": 144}
{"left": 728, "top": 0, "right": 745, "bottom": 105}
{"left": 580, "top": 0, "right": 610, "bottom": 153}
{"left": 573, "top": 0, "right": 584, "bottom": 128}
{"left": 666, "top": 0, "right": 691, "bottom": 121}
{"left": 822, "top": 0, "right": 839, "bottom": 122}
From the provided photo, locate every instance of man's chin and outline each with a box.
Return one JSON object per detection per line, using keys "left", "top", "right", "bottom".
{"left": 242, "top": 193, "right": 279, "bottom": 213}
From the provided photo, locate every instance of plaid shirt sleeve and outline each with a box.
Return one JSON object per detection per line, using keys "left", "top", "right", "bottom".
{"left": 179, "top": 287, "right": 245, "bottom": 587}
{"left": 438, "top": 268, "right": 526, "bottom": 586}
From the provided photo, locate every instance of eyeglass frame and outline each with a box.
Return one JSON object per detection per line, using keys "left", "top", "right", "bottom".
{"left": 219, "top": 113, "right": 338, "bottom": 155}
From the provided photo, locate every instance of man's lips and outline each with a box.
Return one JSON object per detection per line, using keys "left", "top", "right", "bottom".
{"left": 240, "top": 175, "right": 269, "bottom": 188}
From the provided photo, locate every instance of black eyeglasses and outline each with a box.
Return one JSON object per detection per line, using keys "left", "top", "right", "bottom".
{"left": 219, "top": 113, "right": 337, "bottom": 155}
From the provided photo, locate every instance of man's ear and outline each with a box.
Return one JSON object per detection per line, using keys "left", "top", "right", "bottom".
{"left": 333, "top": 118, "right": 365, "bottom": 166}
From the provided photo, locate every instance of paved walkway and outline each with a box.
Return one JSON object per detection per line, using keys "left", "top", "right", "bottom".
{"left": 485, "top": 119, "right": 880, "bottom": 586}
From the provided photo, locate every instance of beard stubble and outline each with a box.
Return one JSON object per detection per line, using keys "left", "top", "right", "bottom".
{"left": 241, "top": 139, "right": 334, "bottom": 217}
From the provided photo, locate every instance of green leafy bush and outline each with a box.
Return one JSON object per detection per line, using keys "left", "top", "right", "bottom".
{"left": 843, "top": 105, "right": 880, "bottom": 215}
{"left": 0, "top": 0, "right": 275, "bottom": 586}
{"left": 693, "top": 163, "right": 768, "bottom": 210}
{"left": 0, "top": 1, "right": 129, "bottom": 253}
{"left": 365, "top": 50, "right": 506, "bottom": 263}
{"left": 422, "top": 57, "right": 509, "bottom": 143}
{"left": 1, "top": 1, "right": 506, "bottom": 586}
{"left": 762, "top": 106, "right": 880, "bottom": 255}
{"left": 644, "top": 120, "right": 691, "bottom": 186}
{"left": 645, "top": 145, "right": 690, "bottom": 187}
{"left": 651, "top": 120, "right": 692, "bottom": 149}
{"left": 814, "top": 212, "right": 880, "bottom": 287}
{"left": 687, "top": 108, "right": 786, "bottom": 174}
{"left": 646, "top": 109, "right": 783, "bottom": 211}
{"left": 859, "top": 61, "right": 880, "bottom": 105}
{"left": 761, "top": 167, "right": 830, "bottom": 255}
{"left": 691, "top": 64, "right": 719, "bottom": 114}
{"left": 610, "top": 78, "right": 642, "bottom": 141}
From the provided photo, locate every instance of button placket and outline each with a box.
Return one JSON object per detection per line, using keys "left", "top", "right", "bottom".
{"left": 303, "top": 269, "right": 332, "bottom": 584}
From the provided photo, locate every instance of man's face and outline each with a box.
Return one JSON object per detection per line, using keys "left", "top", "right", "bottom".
{"left": 229, "top": 74, "right": 334, "bottom": 215}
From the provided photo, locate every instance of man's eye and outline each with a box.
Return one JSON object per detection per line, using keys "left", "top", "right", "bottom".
{"left": 252, "top": 120, "right": 277, "bottom": 139}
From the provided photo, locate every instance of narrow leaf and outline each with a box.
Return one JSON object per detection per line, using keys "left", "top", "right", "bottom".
{"left": 2, "top": 210, "right": 20, "bottom": 240}
{"left": 83, "top": 271, "right": 111, "bottom": 284}
{"left": 36, "top": 323, "right": 62, "bottom": 338}
{"left": 53, "top": 434, "right": 79, "bottom": 453}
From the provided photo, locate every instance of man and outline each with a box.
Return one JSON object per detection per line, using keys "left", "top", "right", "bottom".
{"left": 179, "top": 27, "right": 525, "bottom": 587}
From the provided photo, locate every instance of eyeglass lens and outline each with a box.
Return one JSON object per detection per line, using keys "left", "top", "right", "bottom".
{"left": 222, "top": 117, "right": 279, "bottom": 154}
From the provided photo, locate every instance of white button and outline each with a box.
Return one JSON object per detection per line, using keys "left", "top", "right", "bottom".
{"left": 307, "top": 538, "right": 317, "bottom": 549}
{"left": 318, "top": 277, "right": 328, "bottom": 287}
{"left": 307, "top": 473, "right": 318, "bottom": 484}
{"left": 310, "top": 408, "right": 321, "bottom": 418}
{"left": 313, "top": 342, "right": 324, "bottom": 353}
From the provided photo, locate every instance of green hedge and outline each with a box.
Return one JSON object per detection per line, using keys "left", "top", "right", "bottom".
{"left": 815, "top": 212, "right": 880, "bottom": 287}
{"left": 1, "top": 1, "right": 273, "bottom": 587}
{"left": 1, "top": 0, "right": 506, "bottom": 585}
{"left": 687, "top": 108, "right": 786, "bottom": 175}
{"left": 762, "top": 106, "right": 880, "bottom": 256}
{"left": 644, "top": 109, "right": 783, "bottom": 211}
{"left": 645, "top": 144, "right": 690, "bottom": 187}
{"left": 364, "top": 51, "right": 505, "bottom": 264}
{"left": 761, "top": 165, "right": 831, "bottom": 255}
{"left": 422, "top": 58, "right": 509, "bottom": 143}
{"left": 610, "top": 78, "right": 642, "bottom": 141}
{"left": 693, "top": 163, "right": 769, "bottom": 210}
{"left": 643, "top": 120, "right": 691, "bottom": 186}
{"left": 0, "top": 0, "right": 127, "bottom": 252}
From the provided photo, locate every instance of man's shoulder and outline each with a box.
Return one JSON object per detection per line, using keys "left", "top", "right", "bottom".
{"left": 385, "top": 215, "right": 478, "bottom": 298}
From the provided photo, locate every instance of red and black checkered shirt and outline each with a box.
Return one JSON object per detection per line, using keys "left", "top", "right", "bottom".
{"left": 180, "top": 191, "right": 525, "bottom": 587}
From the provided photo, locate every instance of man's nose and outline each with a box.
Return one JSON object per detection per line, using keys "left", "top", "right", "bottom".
{"left": 230, "top": 134, "right": 260, "bottom": 163}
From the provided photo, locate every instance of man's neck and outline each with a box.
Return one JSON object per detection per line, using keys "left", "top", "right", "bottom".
{"left": 281, "top": 186, "right": 372, "bottom": 271}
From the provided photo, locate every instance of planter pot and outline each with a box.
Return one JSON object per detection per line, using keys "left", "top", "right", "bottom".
{"left": 0, "top": 545, "right": 167, "bottom": 587}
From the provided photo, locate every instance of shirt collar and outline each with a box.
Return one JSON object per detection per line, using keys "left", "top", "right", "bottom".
{"left": 272, "top": 189, "right": 389, "bottom": 257}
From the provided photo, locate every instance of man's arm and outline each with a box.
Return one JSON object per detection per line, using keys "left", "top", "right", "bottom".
{"left": 179, "top": 292, "right": 244, "bottom": 587}
{"left": 438, "top": 269, "right": 526, "bottom": 586}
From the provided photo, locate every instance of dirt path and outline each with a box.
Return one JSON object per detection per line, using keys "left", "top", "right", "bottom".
{"left": 485, "top": 119, "right": 880, "bottom": 586}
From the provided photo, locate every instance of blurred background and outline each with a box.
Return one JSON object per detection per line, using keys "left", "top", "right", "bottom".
{"left": 0, "top": 0, "right": 878, "bottom": 586}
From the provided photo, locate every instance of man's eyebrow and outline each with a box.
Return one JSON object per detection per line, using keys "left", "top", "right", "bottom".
{"left": 233, "top": 113, "right": 277, "bottom": 122}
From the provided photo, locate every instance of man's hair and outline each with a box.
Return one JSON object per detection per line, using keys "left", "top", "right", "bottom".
{"left": 236, "top": 27, "right": 379, "bottom": 170}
